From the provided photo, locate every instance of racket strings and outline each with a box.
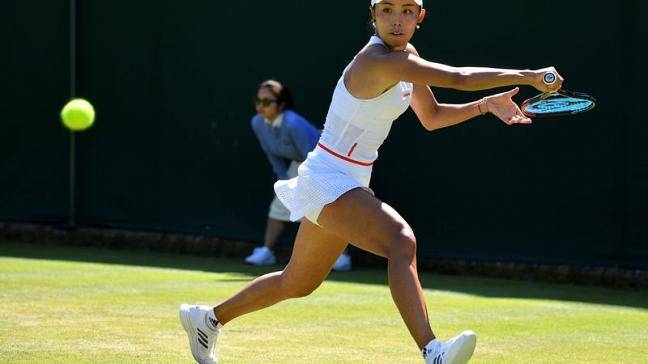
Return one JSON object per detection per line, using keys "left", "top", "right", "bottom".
{"left": 523, "top": 93, "right": 595, "bottom": 116}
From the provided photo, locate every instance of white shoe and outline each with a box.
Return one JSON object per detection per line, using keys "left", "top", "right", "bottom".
{"left": 422, "top": 331, "right": 476, "bottom": 364}
{"left": 244, "top": 246, "right": 276, "bottom": 265}
{"left": 179, "top": 304, "right": 220, "bottom": 364}
{"left": 332, "top": 253, "right": 352, "bottom": 272}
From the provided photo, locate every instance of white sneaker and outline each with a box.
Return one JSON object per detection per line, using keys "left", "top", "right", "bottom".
{"left": 244, "top": 246, "right": 276, "bottom": 265}
{"left": 332, "top": 253, "right": 352, "bottom": 272}
{"left": 179, "top": 304, "right": 220, "bottom": 364}
{"left": 422, "top": 331, "right": 476, "bottom": 364}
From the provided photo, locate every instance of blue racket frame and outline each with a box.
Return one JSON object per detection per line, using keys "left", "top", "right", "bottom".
{"left": 521, "top": 89, "right": 596, "bottom": 117}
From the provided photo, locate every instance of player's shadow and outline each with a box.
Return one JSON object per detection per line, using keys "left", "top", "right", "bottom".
{"left": 0, "top": 239, "right": 646, "bottom": 310}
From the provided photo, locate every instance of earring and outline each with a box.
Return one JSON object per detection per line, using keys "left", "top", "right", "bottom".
{"left": 416, "top": 24, "right": 421, "bottom": 30}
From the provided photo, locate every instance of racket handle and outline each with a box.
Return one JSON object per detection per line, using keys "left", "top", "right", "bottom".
{"left": 543, "top": 72, "right": 557, "bottom": 85}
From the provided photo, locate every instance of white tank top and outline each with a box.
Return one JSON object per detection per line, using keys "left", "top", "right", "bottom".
{"left": 318, "top": 36, "right": 414, "bottom": 166}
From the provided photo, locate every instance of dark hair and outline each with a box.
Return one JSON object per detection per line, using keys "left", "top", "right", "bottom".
{"left": 258, "top": 80, "right": 296, "bottom": 111}
{"left": 368, "top": 5, "right": 376, "bottom": 34}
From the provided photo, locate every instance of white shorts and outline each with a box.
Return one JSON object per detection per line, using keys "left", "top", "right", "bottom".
{"left": 274, "top": 145, "right": 372, "bottom": 225}
{"left": 268, "top": 161, "right": 300, "bottom": 222}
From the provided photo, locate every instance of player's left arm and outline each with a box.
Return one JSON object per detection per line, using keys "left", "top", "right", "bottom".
{"left": 398, "top": 44, "right": 562, "bottom": 93}
{"left": 453, "top": 65, "right": 563, "bottom": 93}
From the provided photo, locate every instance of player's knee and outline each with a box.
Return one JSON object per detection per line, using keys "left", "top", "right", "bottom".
{"left": 284, "top": 283, "right": 320, "bottom": 298}
{"left": 280, "top": 273, "right": 321, "bottom": 298}
{"left": 386, "top": 226, "right": 417, "bottom": 261}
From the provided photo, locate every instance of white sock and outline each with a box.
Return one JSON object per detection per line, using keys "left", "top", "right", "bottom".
{"left": 205, "top": 307, "right": 222, "bottom": 331}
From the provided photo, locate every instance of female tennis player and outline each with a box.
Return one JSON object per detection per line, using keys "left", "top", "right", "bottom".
{"left": 181, "top": 0, "right": 563, "bottom": 362}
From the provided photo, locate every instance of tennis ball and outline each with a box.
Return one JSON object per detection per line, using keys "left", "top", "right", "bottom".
{"left": 60, "top": 98, "right": 95, "bottom": 131}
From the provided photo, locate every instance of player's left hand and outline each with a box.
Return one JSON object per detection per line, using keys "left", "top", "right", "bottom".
{"left": 484, "top": 87, "right": 532, "bottom": 125}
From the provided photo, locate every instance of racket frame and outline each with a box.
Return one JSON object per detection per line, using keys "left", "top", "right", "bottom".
{"left": 521, "top": 89, "right": 596, "bottom": 117}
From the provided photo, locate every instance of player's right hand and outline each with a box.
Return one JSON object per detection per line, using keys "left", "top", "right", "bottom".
{"left": 533, "top": 67, "right": 564, "bottom": 93}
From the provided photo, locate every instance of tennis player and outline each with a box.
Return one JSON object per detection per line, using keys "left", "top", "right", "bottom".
{"left": 246, "top": 80, "right": 352, "bottom": 271}
{"left": 181, "top": 0, "right": 563, "bottom": 363}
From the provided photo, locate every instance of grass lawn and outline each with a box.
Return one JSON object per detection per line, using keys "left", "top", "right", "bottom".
{"left": 1, "top": 241, "right": 646, "bottom": 363}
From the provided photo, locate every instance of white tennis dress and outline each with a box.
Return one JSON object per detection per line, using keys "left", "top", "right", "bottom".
{"left": 274, "top": 36, "right": 414, "bottom": 223}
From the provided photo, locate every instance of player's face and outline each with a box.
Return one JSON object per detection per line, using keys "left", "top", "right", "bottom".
{"left": 255, "top": 87, "right": 282, "bottom": 121}
{"left": 372, "top": 0, "right": 425, "bottom": 50}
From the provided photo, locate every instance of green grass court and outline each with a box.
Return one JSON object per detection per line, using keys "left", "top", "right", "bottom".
{"left": 1, "top": 241, "right": 646, "bottom": 363}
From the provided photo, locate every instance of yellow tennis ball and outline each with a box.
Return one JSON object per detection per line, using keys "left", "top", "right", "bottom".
{"left": 60, "top": 98, "right": 95, "bottom": 131}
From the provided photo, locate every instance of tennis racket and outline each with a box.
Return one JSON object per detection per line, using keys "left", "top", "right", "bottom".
{"left": 521, "top": 73, "right": 596, "bottom": 117}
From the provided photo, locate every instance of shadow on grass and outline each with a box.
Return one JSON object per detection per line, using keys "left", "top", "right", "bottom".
{"left": 1, "top": 240, "right": 646, "bottom": 310}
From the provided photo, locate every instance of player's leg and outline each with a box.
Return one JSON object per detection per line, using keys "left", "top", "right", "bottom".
{"left": 216, "top": 218, "right": 347, "bottom": 324}
{"left": 316, "top": 188, "right": 476, "bottom": 362}
{"left": 181, "top": 220, "right": 346, "bottom": 363}
{"left": 315, "top": 188, "right": 433, "bottom": 348}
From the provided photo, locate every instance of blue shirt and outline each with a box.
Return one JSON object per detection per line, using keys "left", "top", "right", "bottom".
{"left": 251, "top": 109, "right": 320, "bottom": 180}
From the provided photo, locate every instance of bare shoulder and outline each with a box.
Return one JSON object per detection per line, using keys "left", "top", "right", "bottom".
{"left": 346, "top": 43, "right": 391, "bottom": 80}
{"left": 345, "top": 44, "right": 398, "bottom": 99}
{"left": 357, "top": 42, "right": 417, "bottom": 70}
{"left": 351, "top": 43, "right": 410, "bottom": 77}
{"left": 354, "top": 43, "right": 392, "bottom": 67}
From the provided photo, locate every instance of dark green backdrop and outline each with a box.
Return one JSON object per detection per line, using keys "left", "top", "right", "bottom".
{"left": 1, "top": 1, "right": 646, "bottom": 267}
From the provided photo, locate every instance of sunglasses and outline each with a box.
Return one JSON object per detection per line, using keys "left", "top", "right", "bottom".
{"left": 254, "top": 97, "right": 278, "bottom": 107}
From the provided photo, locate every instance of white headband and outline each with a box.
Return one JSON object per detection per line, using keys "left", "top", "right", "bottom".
{"left": 371, "top": 0, "right": 423, "bottom": 6}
